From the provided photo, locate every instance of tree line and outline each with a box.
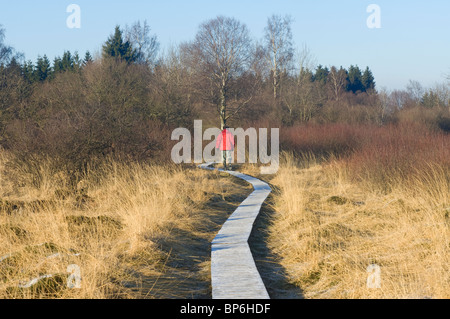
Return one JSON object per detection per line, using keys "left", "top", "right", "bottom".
{"left": 0, "top": 16, "right": 448, "bottom": 179}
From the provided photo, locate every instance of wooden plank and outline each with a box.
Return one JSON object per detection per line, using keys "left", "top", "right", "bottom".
{"left": 200, "top": 162, "right": 271, "bottom": 299}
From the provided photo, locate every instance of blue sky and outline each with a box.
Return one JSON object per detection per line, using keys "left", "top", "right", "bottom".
{"left": 0, "top": 0, "right": 449, "bottom": 90}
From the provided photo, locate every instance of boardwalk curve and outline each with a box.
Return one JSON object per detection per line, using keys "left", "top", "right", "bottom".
{"left": 199, "top": 162, "right": 271, "bottom": 299}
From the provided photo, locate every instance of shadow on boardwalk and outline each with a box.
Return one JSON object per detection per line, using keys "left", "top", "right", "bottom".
{"left": 249, "top": 194, "right": 304, "bottom": 299}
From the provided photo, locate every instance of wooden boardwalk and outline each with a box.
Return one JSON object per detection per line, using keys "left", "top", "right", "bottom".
{"left": 199, "top": 163, "right": 271, "bottom": 299}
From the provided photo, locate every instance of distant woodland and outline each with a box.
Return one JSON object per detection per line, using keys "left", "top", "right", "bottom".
{"left": 0, "top": 16, "right": 449, "bottom": 176}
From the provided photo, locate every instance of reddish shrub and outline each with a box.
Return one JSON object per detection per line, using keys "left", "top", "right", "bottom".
{"left": 343, "top": 123, "right": 449, "bottom": 191}
{"left": 281, "top": 121, "right": 450, "bottom": 192}
{"left": 280, "top": 123, "right": 372, "bottom": 158}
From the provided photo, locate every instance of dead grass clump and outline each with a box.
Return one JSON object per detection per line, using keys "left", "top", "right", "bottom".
{"left": 269, "top": 151, "right": 449, "bottom": 298}
{"left": 0, "top": 151, "right": 229, "bottom": 298}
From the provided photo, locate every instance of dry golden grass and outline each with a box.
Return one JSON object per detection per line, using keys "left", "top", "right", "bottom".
{"left": 268, "top": 152, "right": 449, "bottom": 298}
{"left": 2, "top": 144, "right": 448, "bottom": 299}
{"left": 0, "top": 151, "right": 249, "bottom": 298}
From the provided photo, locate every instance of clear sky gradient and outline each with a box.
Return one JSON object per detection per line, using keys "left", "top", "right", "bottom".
{"left": 1, "top": 0, "right": 449, "bottom": 90}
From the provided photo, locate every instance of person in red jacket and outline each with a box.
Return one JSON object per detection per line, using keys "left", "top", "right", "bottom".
{"left": 216, "top": 126, "right": 235, "bottom": 170}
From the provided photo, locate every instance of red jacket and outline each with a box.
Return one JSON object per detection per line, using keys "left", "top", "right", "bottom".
{"left": 216, "top": 129, "right": 235, "bottom": 151}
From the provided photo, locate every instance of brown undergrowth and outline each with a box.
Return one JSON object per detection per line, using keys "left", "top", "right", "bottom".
{"left": 0, "top": 152, "right": 252, "bottom": 298}
{"left": 268, "top": 144, "right": 449, "bottom": 298}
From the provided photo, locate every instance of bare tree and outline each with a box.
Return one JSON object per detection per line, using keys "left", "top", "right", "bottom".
{"left": 296, "top": 44, "right": 316, "bottom": 79}
{"left": 0, "top": 25, "right": 22, "bottom": 66}
{"left": 124, "top": 20, "right": 160, "bottom": 67}
{"left": 264, "top": 15, "right": 294, "bottom": 100}
{"left": 390, "top": 89, "right": 411, "bottom": 110}
{"left": 0, "top": 26, "right": 11, "bottom": 65}
{"left": 150, "top": 46, "right": 195, "bottom": 126}
{"left": 249, "top": 41, "right": 270, "bottom": 82}
{"left": 280, "top": 45, "right": 322, "bottom": 124}
{"left": 377, "top": 87, "right": 393, "bottom": 124}
{"left": 406, "top": 80, "right": 424, "bottom": 103}
{"left": 328, "top": 66, "right": 348, "bottom": 101}
{"left": 183, "top": 16, "right": 253, "bottom": 129}
{"left": 283, "top": 75, "right": 324, "bottom": 124}
{"left": 430, "top": 82, "right": 450, "bottom": 109}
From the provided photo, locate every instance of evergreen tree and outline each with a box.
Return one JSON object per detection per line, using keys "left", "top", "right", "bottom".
{"left": 313, "top": 65, "right": 329, "bottom": 85}
{"left": 102, "top": 26, "right": 137, "bottom": 63}
{"left": 73, "top": 51, "right": 82, "bottom": 71}
{"left": 422, "top": 90, "right": 442, "bottom": 108}
{"left": 53, "top": 56, "right": 63, "bottom": 74}
{"left": 347, "top": 65, "right": 363, "bottom": 93}
{"left": 21, "top": 60, "right": 35, "bottom": 83}
{"left": 7, "top": 56, "right": 21, "bottom": 72}
{"left": 35, "top": 55, "right": 51, "bottom": 82}
{"left": 61, "top": 51, "right": 74, "bottom": 71}
{"left": 362, "top": 66, "right": 376, "bottom": 92}
{"left": 83, "top": 51, "right": 93, "bottom": 66}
